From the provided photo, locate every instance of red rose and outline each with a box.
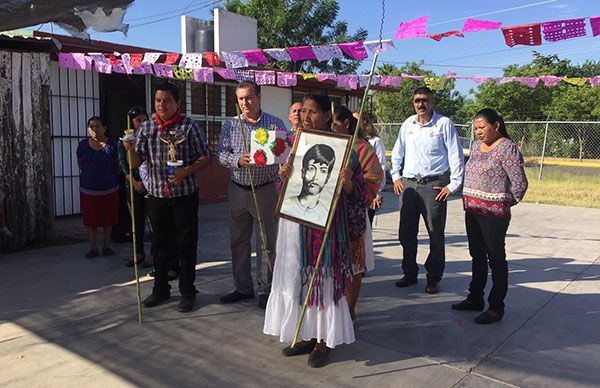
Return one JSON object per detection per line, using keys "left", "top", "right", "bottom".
{"left": 271, "top": 137, "right": 287, "bottom": 157}
{"left": 253, "top": 150, "right": 267, "bottom": 165}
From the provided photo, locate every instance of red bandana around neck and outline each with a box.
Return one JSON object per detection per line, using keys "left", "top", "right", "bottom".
{"left": 155, "top": 109, "right": 182, "bottom": 133}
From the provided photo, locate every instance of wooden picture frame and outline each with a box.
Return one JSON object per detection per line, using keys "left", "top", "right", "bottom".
{"left": 276, "top": 129, "right": 353, "bottom": 230}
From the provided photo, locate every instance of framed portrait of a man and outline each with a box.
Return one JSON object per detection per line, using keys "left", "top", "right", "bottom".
{"left": 277, "top": 129, "right": 353, "bottom": 230}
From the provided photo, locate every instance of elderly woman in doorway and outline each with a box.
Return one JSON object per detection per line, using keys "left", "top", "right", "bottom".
{"left": 263, "top": 93, "right": 366, "bottom": 368}
{"left": 452, "top": 108, "right": 528, "bottom": 324}
{"left": 77, "top": 116, "right": 119, "bottom": 258}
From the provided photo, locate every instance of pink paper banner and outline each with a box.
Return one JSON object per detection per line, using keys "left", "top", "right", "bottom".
{"left": 358, "top": 75, "right": 380, "bottom": 87}
{"left": 316, "top": 73, "right": 337, "bottom": 82}
{"left": 153, "top": 64, "right": 173, "bottom": 78}
{"left": 338, "top": 41, "right": 368, "bottom": 60}
{"left": 222, "top": 51, "right": 249, "bottom": 68}
{"left": 394, "top": 15, "right": 428, "bottom": 40}
{"left": 243, "top": 50, "right": 269, "bottom": 65}
{"left": 380, "top": 75, "right": 401, "bottom": 87}
{"left": 277, "top": 72, "right": 297, "bottom": 87}
{"left": 496, "top": 77, "right": 514, "bottom": 85}
{"left": 234, "top": 70, "right": 255, "bottom": 83}
{"left": 461, "top": 18, "right": 502, "bottom": 32}
{"left": 287, "top": 46, "right": 317, "bottom": 61}
{"left": 337, "top": 74, "right": 358, "bottom": 90}
{"left": 542, "top": 18, "right": 587, "bottom": 42}
{"left": 311, "top": 44, "right": 344, "bottom": 62}
{"left": 364, "top": 39, "right": 395, "bottom": 53}
{"left": 254, "top": 70, "right": 276, "bottom": 85}
{"left": 514, "top": 77, "right": 540, "bottom": 88}
{"left": 216, "top": 68, "right": 236, "bottom": 80}
{"left": 91, "top": 55, "right": 111, "bottom": 74}
{"left": 263, "top": 48, "right": 291, "bottom": 62}
{"left": 401, "top": 73, "right": 424, "bottom": 81}
{"left": 471, "top": 76, "right": 493, "bottom": 84}
{"left": 58, "top": 53, "right": 92, "bottom": 70}
{"left": 590, "top": 16, "right": 600, "bottom": 37}
{"left": 111, "top": 60, "right": 129, "bottom": 74}
{"left": 539, "top": 75, "right": 561, "bottom": 87}
{"left": 588, "top": 76, "right": 600, "bottom": 87}
{"left": 193, "top": 68, "right": 214, "bottom": 83}
{"left": 131, "top": 63, "right": 153, "bottom": 75}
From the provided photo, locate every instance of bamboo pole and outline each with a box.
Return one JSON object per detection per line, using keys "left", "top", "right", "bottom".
{"left": 235, "top": 106, "right": 273, "bottom": 272}
{"left": 125, "top": 116, "right": 143, "bottom": 324}
{"left": 291, "top": 50, "right": 380, "bottom": 348}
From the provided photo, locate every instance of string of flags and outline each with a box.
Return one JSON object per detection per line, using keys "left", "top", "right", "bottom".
{"left": 57, "top": 51, "right": 600, "bottom": 90}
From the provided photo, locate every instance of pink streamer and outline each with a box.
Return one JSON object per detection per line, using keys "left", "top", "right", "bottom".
{"left": 542, "top": 18, "right": 586, "bottom": 42}
{"left": 337, "top": 74, "right": 358, "bottom": 90}
{"left": 153, "top": 64, "right": 173, "bottom": 78}
{"left": 394, "top": 16, "right": 428, "bottom": 40}
{"left": 254, "top": 70, "right": 276, "bottom": 85}
{"left": 131, "top": 63, "right": 153, "bottom": 75}
{"left": 216, "top": 68, "right": 236, "bottom": 80}
{"left": 338, "top": 41, "right": 368, "bottom": 60}
{"left": 316, "top": 74, "right": 337, "bottom": 82}
{"left": 58, "top": 53, "right": 92, "bottom": 70}
{"left": 471, "top": 76, "right": 493, "bottom": 84}
{"left": 461, "top": 18, "right": 502, "bottom": 32}
{"left": 590, "top": 16, "right": 600, "bottom": 37}
{"left": 364, "top": 39, "right": 395, "bottom": 53}
{"left": 243, "top": 50, "right": 269, "bottom": 65}
{"left": 380, "top": 76, "right": 401, "bottom": 87}
{"left": 588, "top": 76, "right": 600, "bottom": 87}
{"left": 277, "top": 72, "right": 297, "bottom": 87}
{"left": 193, "top": 68, "right": 214, "bottom": 83}
{"left": 539, "top": 76, "right": 561, "bottom": 87}
{"left": 264, "top": 48, "right": 291, "bottom": 62}
{"left": 287, "top": 46, "right": 317, "bottom": 61}
{"left": 401, "top": 73, "right": 424, "bottom": 81}
{"left": 514, "top": 77, "right": 540, "bottom": 88}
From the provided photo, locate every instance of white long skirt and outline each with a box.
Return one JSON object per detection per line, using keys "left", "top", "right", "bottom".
{"left": 263, "top": 218, "right": 355, "bottom": 348}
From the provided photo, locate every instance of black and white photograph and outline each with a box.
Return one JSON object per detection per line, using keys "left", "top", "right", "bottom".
{"left": 277, "top": 129, "right": 352, "bottom": 230}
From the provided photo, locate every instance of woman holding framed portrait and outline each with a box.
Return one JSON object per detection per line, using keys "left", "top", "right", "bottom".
{"left": 264, "top": 94, "right": 366, "bottom": 368}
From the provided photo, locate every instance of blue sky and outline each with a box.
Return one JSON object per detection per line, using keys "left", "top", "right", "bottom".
{"left": 29, "top": 0, "right": 600, "bottom": 95}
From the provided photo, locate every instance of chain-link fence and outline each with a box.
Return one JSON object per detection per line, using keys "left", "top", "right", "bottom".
{"left": 374, "top": 121, "right": 600, "bottom": 180}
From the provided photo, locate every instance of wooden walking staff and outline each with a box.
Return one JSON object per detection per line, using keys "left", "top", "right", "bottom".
{"left": 291, "top": 50, "right": 381, "bottom": 348}
{"left": 235, "top": 105, "right": 273, "bottom": 272}
{"left": 123, "top": 116, "right": 143, "bottom": 324}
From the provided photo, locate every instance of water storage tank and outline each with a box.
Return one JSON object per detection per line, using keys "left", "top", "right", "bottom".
{"left": 194, "top": 20, "right": 214, "bottom": 52}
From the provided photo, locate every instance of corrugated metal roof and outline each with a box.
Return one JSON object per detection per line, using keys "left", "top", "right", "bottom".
{"left": 0, "top": 30, "right": 61, "bottom": 52}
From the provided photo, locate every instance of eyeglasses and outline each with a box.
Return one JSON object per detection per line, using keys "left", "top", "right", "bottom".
{"left": 413, "top": 98, "right": 430, "bottom": 104}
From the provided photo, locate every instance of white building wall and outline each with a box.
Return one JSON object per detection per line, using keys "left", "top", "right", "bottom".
{"left": 260, "top": 86, "right": 292, "bottom": 129}
{"left": 214, "top": 9, "right": 257, "bottom": 55}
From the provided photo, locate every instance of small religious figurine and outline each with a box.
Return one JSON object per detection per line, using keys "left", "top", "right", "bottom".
{"left": 160, "top": 131, "right": 187, "bottom": 181}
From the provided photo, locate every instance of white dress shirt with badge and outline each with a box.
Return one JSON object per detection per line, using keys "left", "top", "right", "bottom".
{"left": 390, "top": 111, "right": 465, "bottom": 193}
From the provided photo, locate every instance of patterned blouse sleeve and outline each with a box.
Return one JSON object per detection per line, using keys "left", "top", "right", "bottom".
{"left": 502, "top": 141, "right": 528, "bottom": 204}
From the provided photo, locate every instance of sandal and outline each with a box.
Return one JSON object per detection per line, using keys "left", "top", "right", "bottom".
{"left": 86, "top": 249, "right": 98, "bottom": 259}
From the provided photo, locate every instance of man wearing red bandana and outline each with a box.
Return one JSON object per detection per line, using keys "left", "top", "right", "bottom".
{"left": 123, "top": 82, "right": 211, "bottom": 313}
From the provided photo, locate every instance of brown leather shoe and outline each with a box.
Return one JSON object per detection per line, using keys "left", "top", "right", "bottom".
{"left": 425, "top": 279, "right": 439, "bottom": 294}
{"left": 395, "top": 276, "right": 417, "bottom": 288}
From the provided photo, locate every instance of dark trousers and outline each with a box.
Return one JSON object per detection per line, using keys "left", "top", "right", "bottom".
{"left": 146, "top": 192, "right": 199, "bottom": 297}
{"left": 368, "top": 207, "right": 377, "bottom": 226}
{"left": 228, "top": 181, "right": 277, "bottom": 296}
{"left": 398, "top": 178, "right": 447, "bottom": 281}
{"left": 128, "top": 190, "right": 146, "bottom": 256}
{"left": 465, "top": 212, "right": 510, "bottom": 313}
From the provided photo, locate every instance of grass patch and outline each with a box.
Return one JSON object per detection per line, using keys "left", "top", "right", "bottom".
{"left": 523, "top": 168, "right": 600, "bottom": 208}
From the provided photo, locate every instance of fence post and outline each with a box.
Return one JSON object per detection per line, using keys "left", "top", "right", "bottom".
{"left": 538, "top": 116, "right": 551, "bottom": 180}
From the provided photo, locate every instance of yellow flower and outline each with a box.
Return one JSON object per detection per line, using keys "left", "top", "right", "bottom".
{"left": 255, "top": 128, "right": 269, "bottom": 145}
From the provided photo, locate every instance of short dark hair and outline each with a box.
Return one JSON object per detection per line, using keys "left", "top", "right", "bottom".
{"left": 474, "top": 108, "right": 511, "bottom": 140}
{"left": 87, "top": 116, "right": 106, "bottom": 127}
{"left": 333, "top": 105, "right": 359, "bottom": 137}
{"left": 154, "top": 82, "right": 180, "bottom": 102}
{"left": 236, "top": 80, "right": 261, "bottom": 96}
{"left": 413, "top": 86, "right": 433, "bottom": 97}
{"left": 302, "top": 144, "right": 336, "bottom": 175}
{"left": 127, "top": 106, "right": 148, "bottom": 122}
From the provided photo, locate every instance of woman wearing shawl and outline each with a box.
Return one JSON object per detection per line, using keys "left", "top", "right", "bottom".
{"left": 263, "top": 94, "right": 366, "bottom": 368}
{"left": 333, "top": 106, "right": 383, "bottom": 323}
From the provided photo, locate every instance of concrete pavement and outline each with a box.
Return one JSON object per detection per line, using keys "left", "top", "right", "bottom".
{"left": 1, "top": 191, "right": 599, "bottom": 387}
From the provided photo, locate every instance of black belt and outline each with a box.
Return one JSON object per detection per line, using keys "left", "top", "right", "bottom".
{"left": 231, "top": 180, "right": 274, "bottom": 191}
{"left": 404, "top": 175, "right": 444, "bottom": 184}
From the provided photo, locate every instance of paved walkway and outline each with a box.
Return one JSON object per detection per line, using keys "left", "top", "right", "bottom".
{"left": 1, "top": 191, "right": 599, "bottom": 387}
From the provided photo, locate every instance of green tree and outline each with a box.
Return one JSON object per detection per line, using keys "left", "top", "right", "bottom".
{"left": 373, "top": 62, "right": 463, "bottom": 123}
{"left": 224, "top": 0, "right": 367, "bottom": 73}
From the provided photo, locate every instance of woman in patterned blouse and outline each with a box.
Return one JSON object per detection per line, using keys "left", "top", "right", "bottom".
{"left": 452, "top": 108, "right": 528, "bottom": 324}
